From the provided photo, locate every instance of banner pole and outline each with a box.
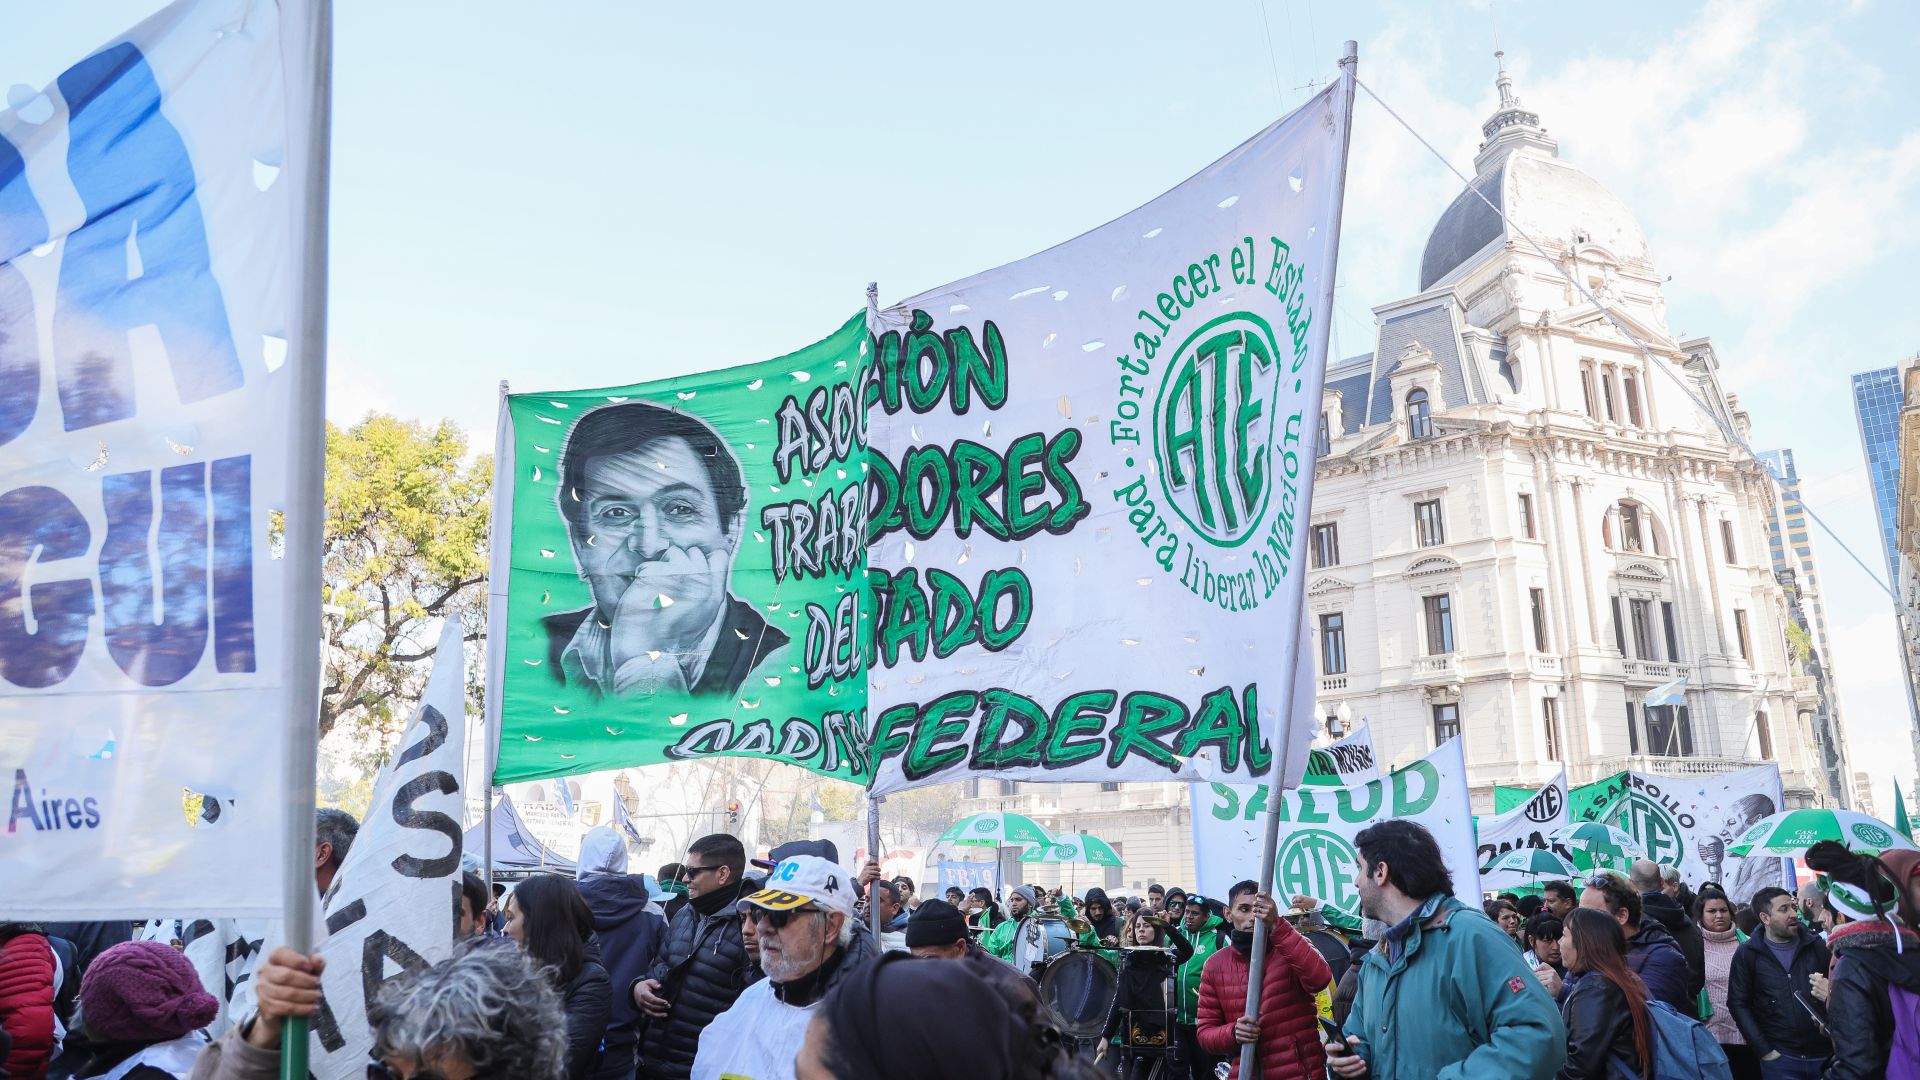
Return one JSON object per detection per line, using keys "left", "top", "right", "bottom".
{"left": 281, "top": 1, "right": 334, "bottom": 1077}
{"left": 867, "top": 794, "right": 884, "bottom": 942}
{"left": 482, "top": 379, "right": 512, "bottom": 895}
{"left": 1238, "top": 39, "right": 1358, "bottom": 1080}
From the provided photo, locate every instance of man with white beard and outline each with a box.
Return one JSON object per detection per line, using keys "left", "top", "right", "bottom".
{"left": 690, "top": 855, "right": 867, "bottom": 1080}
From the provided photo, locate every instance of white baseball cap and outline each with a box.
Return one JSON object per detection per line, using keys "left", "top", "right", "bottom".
{"left": 739, "top": 854, "right": 856, "bottom": 918}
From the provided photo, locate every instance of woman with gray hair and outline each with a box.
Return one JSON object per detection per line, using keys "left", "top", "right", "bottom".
{"left": 188, "top": 941, "right": 568, "bottom": 1080}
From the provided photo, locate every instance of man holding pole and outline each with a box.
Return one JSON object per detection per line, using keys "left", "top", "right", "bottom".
{"left": 1327, "top": 821, "right": 1565, "bottom": 1079}
{"left": 1194, "top": 881, "right": 1331, "bottom": 1079}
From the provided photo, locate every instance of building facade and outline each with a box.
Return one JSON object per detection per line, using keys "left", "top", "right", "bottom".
{"left": 960, "top": 63, "right": 1832, "bottom": 892}
{"left": 1852, "top": 367, "right": 1908, "bottom": 578}
{"left": 1756, "top": 449, "right": 1851, "bottom": 807}
{"left": 1887, "top": 358, "right": 1920, "bottom": 771}
{"left": 1853, "top": 771, "right": 1876, "bottom": 818}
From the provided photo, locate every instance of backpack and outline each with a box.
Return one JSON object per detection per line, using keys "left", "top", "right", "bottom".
{"left": 1613, "top": 999, "right": 1733, "bottom": 1080}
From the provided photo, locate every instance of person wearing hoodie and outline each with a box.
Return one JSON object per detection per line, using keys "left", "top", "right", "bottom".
{"left": 505, "top": 875, "right": 613, "bottom": 1080}
{"left": 576, "top": 826, "right": 668, "bottom": 1080}
{"left": 1569, "top": 874, "right": 1692, "bottom": 1017}
{"left": 1803, "top": 840, "right": 1920, "bottom": 1080}
{"left": 1173, "top": 896, "right": 1230, "bottom": 1080}
{"left": 1630, "top": 860, "right": 1705, "bottom": 1010}
{"left": 1081, "top": 889, "right": 1123, "bottom": 948}
{"left": 1726, "top": 886, "right": 1830, "bottom": 1079}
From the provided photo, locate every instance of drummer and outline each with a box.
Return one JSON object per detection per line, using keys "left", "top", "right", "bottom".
{"left": 1101, "top": 909, "right": 1195, "bottom": 1060}
{"left": 980, "top": 885, "right": 1101, "bottom": 978}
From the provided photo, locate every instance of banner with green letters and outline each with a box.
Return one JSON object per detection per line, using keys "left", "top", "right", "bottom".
{"left": 1190, "top": 738, "right": 1478, "bottom": 918}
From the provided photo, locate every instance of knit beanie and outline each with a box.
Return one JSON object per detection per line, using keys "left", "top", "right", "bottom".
{"left": 905, "top": 899, "right": 968, "bottom": 947}
{"left": 80, "top": 940, "right": 219, "bottom": 1043}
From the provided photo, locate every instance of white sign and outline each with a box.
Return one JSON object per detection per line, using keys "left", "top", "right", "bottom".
{"left": 1303, "top": 720, "right": 1379, "bottom": 787}
{"left": 1191, "top": 738, "right": 1478, "bottom": 919}
{"left": 0, "top": 0, "right": 316, "bottom": 918}
{"left": 310, "top": 623, "right": 466, "bottom": 1079}
{"left": 864, "top": 78, "right": 1353, "bottom": 796}
{"left": 1590, "top": 765, "right": 1788, "bottom": 905}
{"left": 1475, "top": 769, "right": 1572, "bottom": 893}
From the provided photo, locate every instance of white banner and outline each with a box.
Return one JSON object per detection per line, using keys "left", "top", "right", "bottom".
{"left": 0, "top": 0, "right": 313, "bottom": 917}
{"left": 138, "top": 917, "right": 269, "bottom": 1038}
{"left": 310, "top": 623, "right": 466, "bottom": 1079}
{"left": 1596, "top": 766, "right": 1788, "bottom": 905}
{"left": 1302, "top": 720, "right": 1378, "bottom": 787}
{"left": 1475, "top": 769, "right": 1572, "bottom": 893}
{"left": 864, "top": 78, "right": 1353, "bottom": 796}
{"left": 1191, "top": 738, "right": 1477, "bottom": 919}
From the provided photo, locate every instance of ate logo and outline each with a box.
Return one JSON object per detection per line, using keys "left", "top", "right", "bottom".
{"left": 1153, "top": 312, "right": 1282, "bottom": 548}
{"left": 1604, "top": 795, "right": 1684, "bottom": 868}
{"left": 1525, "top": 784, "right": 1565, "bottom": 824}
{"left": 1275, "top": 828, "right": 1359, "bottom": 914}
{"left": 1851, "top": 822, "right": 1893, "bottom": 849}
{"left": 976, "top": 819, "right": 999, "bottom": 833}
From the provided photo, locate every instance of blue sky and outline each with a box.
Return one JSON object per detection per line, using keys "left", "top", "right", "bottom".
{"left": 8, "top": 0, "right": 1918, "bottom": 810}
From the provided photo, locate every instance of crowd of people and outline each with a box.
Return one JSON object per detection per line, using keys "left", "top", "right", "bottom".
{"left": 2, "top": 813, "right": 1918, "bottom": 1080}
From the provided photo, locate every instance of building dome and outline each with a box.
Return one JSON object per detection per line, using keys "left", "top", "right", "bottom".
{"left": 1418, "top": 55, "right": 1650, "bottom": 292}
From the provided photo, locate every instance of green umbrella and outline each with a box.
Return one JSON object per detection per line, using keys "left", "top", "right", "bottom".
{"left": 1548, "top": 822, "right": 1642, "bottom": 870}
{"left": 1020, "top": 832, "right": 1127, "bottom": 868}
{"left": 1480, "top": 847, "right": 1580, "bottom": 879}
{"left": 1726, "top": 808, "right": 1920, "bottom": 857}
{"left": 938, "top": 811, "right": 1055, "bottom": 848}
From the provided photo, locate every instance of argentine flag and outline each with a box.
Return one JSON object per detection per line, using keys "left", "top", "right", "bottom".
{"left": 1643, "top": 676, "right": 1688, "bottom": 708}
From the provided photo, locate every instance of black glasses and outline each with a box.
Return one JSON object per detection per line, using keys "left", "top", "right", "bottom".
{"left": 743, "top": 905, "right": 820, "bottom": 930}
{"left": 680, "top": 864, "right": 722, "bottom": 881}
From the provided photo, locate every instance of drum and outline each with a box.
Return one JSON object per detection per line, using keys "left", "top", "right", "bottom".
{"left": 1039, "top": 949, "right": 1119, "bottom": 1039}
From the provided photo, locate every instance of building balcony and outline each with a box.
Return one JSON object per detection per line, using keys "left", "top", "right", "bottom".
{"left": 1412, "top": 654, "right": 1460, "bottom": 680}
{"left": 1320, "top": 674, "right": 1349, "bottom": 693}
{"left": 1528, "top": 653, "right": 1563, "bottom": 678}
{"left": 1586, "top": 754, "right": 1754, "bottom": 780}
{"left": 1623, "top": 659, "right": 1690, "bottom": 683}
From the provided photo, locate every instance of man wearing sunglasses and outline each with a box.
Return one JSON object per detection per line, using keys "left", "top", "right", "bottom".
{"left": 633, "top": 835, "right": 754, "bottom": 1080}
{"left": 689, "top": 855, "right": 864, "bottom": 1080}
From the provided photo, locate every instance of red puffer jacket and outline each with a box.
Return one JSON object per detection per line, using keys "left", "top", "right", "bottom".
{"left": 0, "top": 930, "right": 56, "bottom": 1080}
{"left": 1195, "top": 917, "right": 1332, "bottom": 1080}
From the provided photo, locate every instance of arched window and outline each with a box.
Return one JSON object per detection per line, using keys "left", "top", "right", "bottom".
{"left": 1406, "top": 388, "right": 1433, "bottom": 440}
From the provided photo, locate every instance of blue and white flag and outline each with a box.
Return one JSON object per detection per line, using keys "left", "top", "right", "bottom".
{"left": 1643, "top": 676, "right": 1688, "bottom": 708}
{"left": 610, "top": 785, "right": 645, "bottom": 848}
{"left": 0, "top": 0, "right": 322, "bottom": 918}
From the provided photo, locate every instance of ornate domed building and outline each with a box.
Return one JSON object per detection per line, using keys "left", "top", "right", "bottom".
{"left": 1308, "top": 57, "right": 1841, "bottom": 808}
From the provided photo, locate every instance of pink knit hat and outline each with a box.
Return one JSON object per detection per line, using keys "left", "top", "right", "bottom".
{"left": 79, "top": 940, "right": 219, "bottom": 1043}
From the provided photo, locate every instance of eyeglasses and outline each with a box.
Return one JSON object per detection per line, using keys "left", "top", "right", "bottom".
{"left": 743, "top": 905, "right": 822, "bottom": 930}
{"left": 680, "top": 864, "right": 723, "bottom": 881}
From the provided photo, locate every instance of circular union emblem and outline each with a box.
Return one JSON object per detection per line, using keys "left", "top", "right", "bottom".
{"left": 1851, "top": 822, "right": 1893, "bottom": 849}
{"left": 1525, "top": 785, "right": 1565, "bottom": 824}
{"left": 976, "top": 819, "right": 999, "bottom": 833}
{"left": 1735, "top": 820, "right": 1772, "bottom": 846}
{"left": 1603, "top": 795, "right": 1684, "bottom": 868}
{"left": 1275, "top": 828, "right": 1360, "bottom": 914}
{"left": 1151, "top": 312, "right": 1285, "bottom": 549}
{"left": 1058, "top": 845, "right": 1078, "bottom": 859}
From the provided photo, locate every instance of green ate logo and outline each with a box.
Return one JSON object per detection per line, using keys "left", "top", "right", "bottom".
{"left": 1851, "top": 822, "right": 1893, "bottom": 849}
{"left": 1275, "top": 828, "right": 1359, "bottom": 914}
{"left": 976, "top": 819, "right": 999, "bottom": 833}
{"left": 1153, "top": 312, "right": 1282, "bottom": 548}
{"left": 1604, "top": 795, "right": 1684, "bottom": 868}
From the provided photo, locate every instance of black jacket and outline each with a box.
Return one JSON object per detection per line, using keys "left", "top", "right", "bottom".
{"left": 562, "top": 947, "right": 613, "bottom": 1080}
{"left": 577, "top": 874, "right": 666, "bottom": 1080}
{"left": 1624, "top": 920, "right": 1694, "bottom": 1017}
{"left": 1104, "top": 926, "right": 1193, "bottom": 1039}
{"left": 1725, "top": 928, "right": 1831, "bottom": 1059}
{"left": 638, "top": 886, "right": 756, "bottom": 1080}
{"left": 1822, "top": 921, "right": 1920, "bottom": 1080}
{"left": 1638, "top": 891, "right": 1705, "bottom": 999}
{"left": 543, "top": 598, "right": 788, "bottom": 698}
{"left": 1081, "top": 888, "right": 1122, "bottom": 944}
{"left": 1558, "top": 972, "right": 1640, "bottom": 1080}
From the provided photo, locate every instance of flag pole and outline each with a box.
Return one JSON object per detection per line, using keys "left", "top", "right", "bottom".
{"left": 867, "top": 794, "right": 885, "bottom": 941}
{"left": 280, "top": 1, "right": 334, "bottom": 1077}
{"left": 483, "top": 379, "right": 514, "bottom": 895}
{"left": 1239, "top": 39, "right": 1358, "bottom": 1080}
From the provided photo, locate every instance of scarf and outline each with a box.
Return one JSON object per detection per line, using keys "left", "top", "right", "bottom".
{"left": 1230, "top": 928, "right": 1256, "bottom": 956}
{"left": 771, "top": 944, "right": 845, "bottom": 1007}
{"left": 690, "top": 879, "right": 744, "bottom": 918}
{"left": 1383, "top": 894, "right": 1445, "bottom": 963}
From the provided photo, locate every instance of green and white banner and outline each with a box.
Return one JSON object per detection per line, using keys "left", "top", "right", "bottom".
{"left": 1190, "top": 738, "right": 1478, "bottom": 919}
{"left": 1492, "top": 764, "right": 1786, "bottom": 904}
{"left": 1303, "top": 720, "right": 1378, "bottom": 787}
{"left": 863, "top": 79, "right": 1353, "bottom": 795}
{"left": 488, "top": 314, "right": 872, "bottom": 784}
{"left": 1475, "top": 768, "right": 1572, "bottom": 893}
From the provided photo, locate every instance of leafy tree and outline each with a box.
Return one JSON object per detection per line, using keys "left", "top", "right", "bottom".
{"left": 321, "top": 414, "right": 491, "bottom": 744}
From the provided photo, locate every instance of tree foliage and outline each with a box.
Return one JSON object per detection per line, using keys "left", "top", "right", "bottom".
{"left": 321, "top": 414, "right": 491, "bottom": 743}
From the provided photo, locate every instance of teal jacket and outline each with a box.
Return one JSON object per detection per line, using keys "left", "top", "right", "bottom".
{"left": 1345, "top": 894, "right": 1566, "bottom": 1080}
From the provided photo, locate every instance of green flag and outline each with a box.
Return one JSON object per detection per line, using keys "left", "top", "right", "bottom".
{"left": 490, "top": 313, "right": 871, "bottom": 785}
{"left": 1896, "top": 782, "right": 1914, "bottom": 841}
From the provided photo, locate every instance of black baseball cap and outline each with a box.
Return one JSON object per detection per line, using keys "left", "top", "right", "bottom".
{"left": 751, "top": 838, "right": 839, "bottom": 871}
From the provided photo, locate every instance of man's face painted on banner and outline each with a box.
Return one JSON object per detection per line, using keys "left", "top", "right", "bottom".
{"left": 573, "top": 437, "right": 737, "bottom": 624}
